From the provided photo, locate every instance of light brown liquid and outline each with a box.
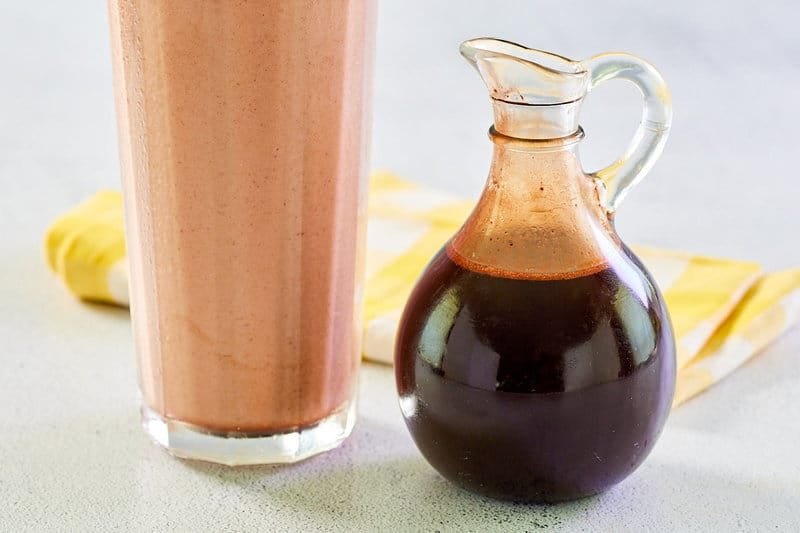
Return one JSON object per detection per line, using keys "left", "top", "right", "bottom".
{"left": 109, "top": 0, "right": 376, "bottom": 432}
{"left": 450, "top": 129, "right": 617, "bottom": 280}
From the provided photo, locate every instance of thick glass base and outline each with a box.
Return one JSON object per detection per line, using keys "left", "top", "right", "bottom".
{"left": 140, "top": 399, "right": 356, "bottom": 466}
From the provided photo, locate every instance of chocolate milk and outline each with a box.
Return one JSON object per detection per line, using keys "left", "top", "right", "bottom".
{"left": 108, "top": 1, "right": 376, "bottom": 461}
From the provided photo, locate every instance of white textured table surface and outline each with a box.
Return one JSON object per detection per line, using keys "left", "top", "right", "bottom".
{"left": 2, "top": 1, "right": 799, "bottom": 531}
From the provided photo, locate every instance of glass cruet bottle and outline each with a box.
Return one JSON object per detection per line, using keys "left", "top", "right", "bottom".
{"left": 394, "top": 38, "right": 676, "bottom": 503}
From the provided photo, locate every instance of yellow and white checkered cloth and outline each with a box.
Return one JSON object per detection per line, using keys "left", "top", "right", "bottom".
{"left": 46, "top": 172, "right": 800, "bottom": 407}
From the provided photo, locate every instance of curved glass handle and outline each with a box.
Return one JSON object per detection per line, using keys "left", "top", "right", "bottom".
{"left": 581, "top": 53, "right": 672, "bottom": 213}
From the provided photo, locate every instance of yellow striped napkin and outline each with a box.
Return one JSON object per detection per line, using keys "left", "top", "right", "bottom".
{"left": 46, "top": 172, "right": 800, "bottom": 406}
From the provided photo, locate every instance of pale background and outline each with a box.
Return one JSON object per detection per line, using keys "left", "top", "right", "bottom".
{"left": 1, "top": 1, "right": 799, "bottom": 531}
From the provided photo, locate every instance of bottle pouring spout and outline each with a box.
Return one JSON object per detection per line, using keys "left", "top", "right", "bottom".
{"left": 460, "top": 37, "right": 672, "bottom": 212}
{"left": 460, "top": 38, "right": 590, "bottom": 139}
{"left": 460, "top": 38, "right": 590, "bottom": 106}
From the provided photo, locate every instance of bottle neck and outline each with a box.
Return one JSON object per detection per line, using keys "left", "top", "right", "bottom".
{"left": 486, "top": 128, "right": 589, "bottom": 216}
{"left": 491, "top": 99, "right": 582, "bottom": 140}
{"left": 448, "top": 127, "right": 619, "bottom": 280}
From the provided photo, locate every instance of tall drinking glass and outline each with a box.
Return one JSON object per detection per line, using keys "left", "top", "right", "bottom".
{"left": 108, "top": 0, "right": 376, "bottom": 465}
